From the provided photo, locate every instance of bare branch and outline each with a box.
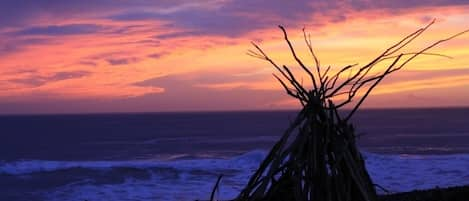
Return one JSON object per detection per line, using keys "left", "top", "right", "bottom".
{"left": 384, "top": 19, "right": 435, "bottom": 56}
{"left": 389, "top": 28, "right": 469, "bottom": 73}
{"left": 325, "top": 64, "right": 358, "bottom": 95}
{"left": 328, "top": 20, "right": 436, "bottom": 98}
{"left": 246, "top": 21, "right": 467, "bottom": 119}
{"left": 273, "top": 74, "right": 303, "bottom": 100}
{"left": 345, "top": 54, "right": 404, "bottom": 121}
{"left": 303, "top": 28, "right": 321, "bottom": 81}
{"left": 279, "top": 25, "right": 319, "bottom": 91}
{"left": 379, "top": 52, "right": 453, "bottom": 62}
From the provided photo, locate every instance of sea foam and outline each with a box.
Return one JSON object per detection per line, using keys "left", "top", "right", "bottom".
{"left": 2, "top": 150, "right": 469, "bottom": 201}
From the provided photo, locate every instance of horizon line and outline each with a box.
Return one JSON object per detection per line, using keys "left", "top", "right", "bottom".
{"left": 1, "top": 105, "right": 469, "bottom": 116}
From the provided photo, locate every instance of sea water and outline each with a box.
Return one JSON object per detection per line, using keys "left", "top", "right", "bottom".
{"left": 1, "top": 108, "right": 469, "bottom": 201}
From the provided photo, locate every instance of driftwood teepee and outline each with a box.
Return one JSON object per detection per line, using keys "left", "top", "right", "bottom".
{"left": 230, "top": 20, "right": 468, "bottom": 201}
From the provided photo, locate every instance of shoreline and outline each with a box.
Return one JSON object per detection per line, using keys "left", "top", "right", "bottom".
{"left": 379, "top": 185, "right": 469, "bottom": 201}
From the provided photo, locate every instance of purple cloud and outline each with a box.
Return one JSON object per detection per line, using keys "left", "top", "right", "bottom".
{"left": 147, "top": 52, "right": 168, "bottom": 59}
{"left": 0, "top": 38, "right": 52, "bottom": 56}
{"left": 348, "top": 0, "right": 469, "bottom": 10}
{"left": 129, "top": 72, "right": 286, "bottom": 112}
{"left": 134, "top": 71, "right": 269, "bottom": 89}
{"left": 79, "top": 61, "right": 98, "bottom": 67}
{"left": 9, "top": 71, "right": 91, "bottom": 87}
{"left": 106, "top": 57, "right": 139, "bottom": 65}
{"left": 154, "top": 31, "right": 203, "bottom": 39}
{"left": 107, "top": 0, "right": 469, "bottom": 38}
{"left": 109, "top": 1, "right": 317, "bottom": 37}
{"left": 0, "top": 0, "right": 185, "bottom": 28}
{"left": 15, "top": 24, "right": 104, "bottom": 36}
{"left": 2, "top": 0, "right": 468, "bottom": 39}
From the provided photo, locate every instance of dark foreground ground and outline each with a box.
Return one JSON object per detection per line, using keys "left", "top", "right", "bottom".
{"left": 379, "top": 185, "right": 469, "bottom": 201}
{"left": 197, "top": 186, "right": 469, "bottom": 201}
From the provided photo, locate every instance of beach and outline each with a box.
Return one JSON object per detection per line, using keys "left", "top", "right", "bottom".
{"left": 1, "top": 108, "right": 469, "bottom": 200}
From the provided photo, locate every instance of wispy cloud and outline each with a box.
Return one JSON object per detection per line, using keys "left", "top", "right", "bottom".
{"left": 106, "top": 57, "right": 140, "bottom": 66}
{"left": 0, "top": 1, "right": 468, "bottom": 113}
{"left": 147, "top": 52, "right": 168, "bottom": 59}
{"left": 9, "top": 70, "right": 91, "bottom": 87}
{"left": 0, "top": 38, "right": 52, "bottom": 56}
{"left": 14, "top": 24, "right": 104, "bottom": 36}
{"left": 154, "top": 31, "right": 202, "bottom": 39}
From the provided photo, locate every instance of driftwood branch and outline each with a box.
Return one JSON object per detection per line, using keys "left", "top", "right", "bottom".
{"left": 232, "top": 19, "right": 467, "bottom": 201}
{"left": 210, "top": 175, "right": 223, "bottom": 201}
{"left": 248, "top": 20, "right": 467, "bottom": 116}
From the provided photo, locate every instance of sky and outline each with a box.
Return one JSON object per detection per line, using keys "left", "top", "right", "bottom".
{"left": 0, "top": 0, "right": 468, "bottom": 114}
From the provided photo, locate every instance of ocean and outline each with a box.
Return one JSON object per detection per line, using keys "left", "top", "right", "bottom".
{"left": 1, "top": 108, "right": 469, "bottom": 201}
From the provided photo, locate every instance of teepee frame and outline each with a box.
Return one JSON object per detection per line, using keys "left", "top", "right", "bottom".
{"left": 232, "top": 20, "right": 468, "bottom": 201}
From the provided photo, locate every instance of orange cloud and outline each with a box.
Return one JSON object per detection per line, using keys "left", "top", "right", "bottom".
{"left": 0, "top": 2, "right": 468, "bottom": 113}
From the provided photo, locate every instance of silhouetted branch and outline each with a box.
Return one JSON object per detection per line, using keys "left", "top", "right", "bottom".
{"left": 210, "top": 175, "right": 223, "bottom": 201}
{"left": 303, "top": 27, "right": 321, "bottom": 82}
{"left": 279, "top": 25, "right": 319, "bottom": 91}
{"left": 236, "top": 19, "right": 467, "bottom": 201}
{"left": 345, "top": 54, "right": 403, "bottom": 121}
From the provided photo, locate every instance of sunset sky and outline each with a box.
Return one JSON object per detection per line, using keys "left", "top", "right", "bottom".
{"left": 0, "top": 0, "right": 468, "bottom": 114}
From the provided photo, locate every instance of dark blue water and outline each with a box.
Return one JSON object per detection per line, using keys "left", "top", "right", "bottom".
{"left": 1, "top": 108, "right": 469, "bottom": 201}
{"left": 0, "top": 111, "right": 293, "bottom": 161}
{"left": 2, "top": 108, "right": 469, "bottom": 162}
